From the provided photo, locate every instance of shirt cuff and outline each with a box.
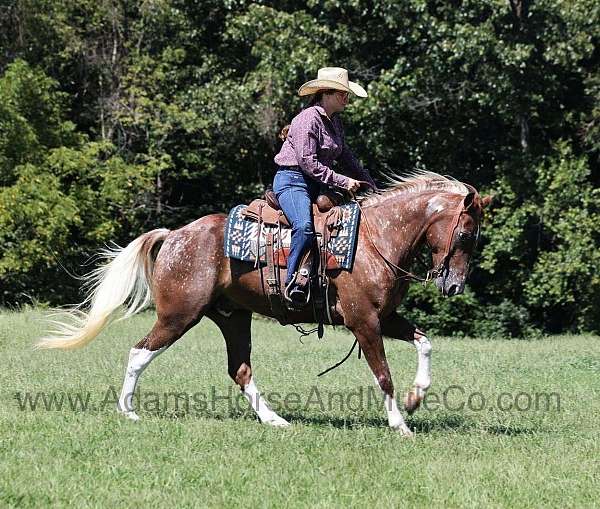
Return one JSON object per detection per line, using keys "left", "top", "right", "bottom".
{"left": 333, "top": 173, "right": 349, "bottom": 190}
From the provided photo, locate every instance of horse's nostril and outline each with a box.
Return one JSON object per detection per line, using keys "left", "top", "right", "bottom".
{"left": 447, "top": 284, "right": 459, "bottom": 297}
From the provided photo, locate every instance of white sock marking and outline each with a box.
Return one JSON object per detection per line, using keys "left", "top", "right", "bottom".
{"left": 117, "top": 347, "right": 165, "bottom": 419}
{"left": 384, "top": 393, "right": 409, "bottom": 430}
{"left": 413, "top": 336, "right": 432, "bottom": 394}
{"left": 242, "top": 378, "right": 289, "bottom": 427}
{"left": 373, "top": 376, "right": 412, "bottom": 435}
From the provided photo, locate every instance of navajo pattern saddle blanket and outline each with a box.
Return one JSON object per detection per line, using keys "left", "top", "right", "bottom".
{"left": 224, "top": 202, "right": 361, "bottom": 270}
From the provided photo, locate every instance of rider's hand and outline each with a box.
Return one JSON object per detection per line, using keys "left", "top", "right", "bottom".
{"left": 346, "top": 178, "right": 361, "bottom": 193}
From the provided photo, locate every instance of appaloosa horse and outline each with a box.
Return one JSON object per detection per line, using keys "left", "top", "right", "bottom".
{"left": 39, "top": 172, "right": 490, "bottom": 436}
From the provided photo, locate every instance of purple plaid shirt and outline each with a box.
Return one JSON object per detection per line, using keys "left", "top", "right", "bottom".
{"left": 274, "top": 105, "right": 375, "bottom": 190}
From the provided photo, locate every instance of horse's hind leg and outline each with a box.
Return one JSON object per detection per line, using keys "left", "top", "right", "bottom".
{"left": 117, "top": 312, "right": 202, "bottom": 420}
{"left": 116, "top": 222, "right": 222, "bottom": 420}
{"left": 208, "top": 309, "right": 289, "bottom": 427}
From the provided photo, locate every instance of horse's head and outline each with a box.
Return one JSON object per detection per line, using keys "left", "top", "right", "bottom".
{"left": 426, "top": 191, "right": 492, "bottom": 297}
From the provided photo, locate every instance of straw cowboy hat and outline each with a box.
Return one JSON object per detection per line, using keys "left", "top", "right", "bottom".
{"left": 298, "top": 67, "right": 368, "bottom": 98}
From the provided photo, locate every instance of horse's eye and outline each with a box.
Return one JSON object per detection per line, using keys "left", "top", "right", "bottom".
{"left": 456, "top": 231, "right": 474, "bottom": 247}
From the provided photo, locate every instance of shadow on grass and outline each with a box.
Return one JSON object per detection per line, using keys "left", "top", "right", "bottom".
{"left": 148, "top": 408, "right": 385, "bottom": 428}
{"left": 279, "top": 412, "right": 387, "bottom": 429}
{"left": 287, "top": 412, "right": 476, "bottom": 432}
{"left": 411, "top": 415, "right": 541, "bottom": 435}
{"left": 149, "top": 408, "right": 257, "bottom": 422}
{"left": 146, "top": 409, "right": 540, "bottom": 436}
{"left": 408, "top": 412, "right": 474, "bottom": 433}
{"left": 484, "top": 424, "right": 539, "bottom": 436}
{"left": 150, "top": 408, "right": 476, "bottom": 434}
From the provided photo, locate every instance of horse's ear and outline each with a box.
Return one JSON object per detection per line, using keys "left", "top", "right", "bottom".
{"left": 481, "top": 195, "right": 493, "bottom": 208}
{"left": 463, "top": 192, "right": 476, "bottom": 209}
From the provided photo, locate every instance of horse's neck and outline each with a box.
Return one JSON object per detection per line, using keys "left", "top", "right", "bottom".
{"left": 363, "top": 192, "right": 438, "bottom": 267}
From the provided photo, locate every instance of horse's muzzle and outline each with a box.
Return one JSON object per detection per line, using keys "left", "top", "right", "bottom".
{"left": 436, "top": 274, "right": 465, "bottom": 297}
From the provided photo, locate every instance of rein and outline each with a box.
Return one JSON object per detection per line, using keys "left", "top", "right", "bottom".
{"left": 356, "top": 200, "right": 428, "bottom": 283}
{"left": 317, "top": 192, "right": 469, "bottom": 378}
{"left": 433, "top": 200, "right": 470, "bottom": 279}
{"left": 317, "top": 339, "right": 361, "bottom": 377}
{"left": 318, "top": 187, "right": 474, "bottom": 378}
{"left": 355, "top": 196, "right": 469, "bottom": 284}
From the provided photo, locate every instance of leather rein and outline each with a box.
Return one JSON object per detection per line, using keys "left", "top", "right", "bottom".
{"left": 355, "top": 188, "right": 475, "bottom": 284}
{"left": 318, "top": 191, "right": 473, "bottom": 378}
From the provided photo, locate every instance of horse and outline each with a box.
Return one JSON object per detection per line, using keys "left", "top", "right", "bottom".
{"left": 38, "top": 172, "right": 490, "bottom": 437}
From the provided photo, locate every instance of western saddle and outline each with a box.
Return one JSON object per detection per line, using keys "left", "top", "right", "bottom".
{"left": 241, "top": 188, "right": 345, "bottom": 333}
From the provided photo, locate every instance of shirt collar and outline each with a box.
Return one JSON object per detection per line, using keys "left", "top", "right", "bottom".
{"left": 313, "top": 104, "right": 337, "bottom": 120}
{"left": 314, "top": 105, "right": 327, "bottom": 117}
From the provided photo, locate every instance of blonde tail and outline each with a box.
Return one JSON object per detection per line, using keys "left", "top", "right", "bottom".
{"left": 37, "top": 228, "right": 170, "bottom": 350}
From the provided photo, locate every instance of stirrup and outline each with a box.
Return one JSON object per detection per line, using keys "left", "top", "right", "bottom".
{"left": 284, "top": 269, "right": 311, "bottom": 307}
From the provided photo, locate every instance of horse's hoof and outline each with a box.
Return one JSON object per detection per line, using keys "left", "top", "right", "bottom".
{"left": 391, "top": 424, "right": 414, "bottom": 438}
{"left": 117, "top": 408, "right": 140, "bottom": 421}
{"left": 403, "top": 388, "right": 423, "bottom": 415}
{"left": 263, "top": 414, "right": 290, "bottom": 427}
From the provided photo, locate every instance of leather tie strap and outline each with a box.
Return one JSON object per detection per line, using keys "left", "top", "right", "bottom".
{"left": 265, "top": 232, "right": 287, "bottom": 324}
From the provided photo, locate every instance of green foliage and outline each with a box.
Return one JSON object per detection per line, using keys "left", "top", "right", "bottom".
{"left": 400, "top": 284, "right": 535, "bottom": 338}
{"left": 524, "top": 144, "right": 600, "bottom": 330}
{"left": 0, "top": 141, "right": 158, "bottom": 304}
{"left": 0, "top": 60, "right": 80, "bottom": 185}
{"left": 478, "top": 142, "right": 600, "bottom": 332}
{"left": 0, "top": 1, "right": 599, "bottom": 334}
{"left": 0, "top": 164, "right": 79, "bottom": 274}
{"left": 399, "top": 284, "right": 481, "bottom": 337}
{"left": 0, "top": 61, "right": 157, "bottom": 303}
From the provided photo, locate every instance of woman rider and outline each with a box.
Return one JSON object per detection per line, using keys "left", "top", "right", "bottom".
{"left": 273, "top": 67, "right": 376, "bottom": 305}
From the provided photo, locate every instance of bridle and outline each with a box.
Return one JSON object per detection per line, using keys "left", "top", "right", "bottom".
{"left": 319, "top": 189, "right": 479, "bottom": 376}
{"left": 356, "top": 189, "right": 480, "bottom": 284}
{"left": 427, "top": 195, "right": 479, "bottom": 281}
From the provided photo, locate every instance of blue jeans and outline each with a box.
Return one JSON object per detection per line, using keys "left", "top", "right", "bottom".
{"left": 273, "top": 168, "right": 320, "bottom": 285}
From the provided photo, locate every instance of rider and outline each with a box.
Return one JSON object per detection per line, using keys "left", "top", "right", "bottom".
{"left": 273, "top": 67, "right": 376, "bottom": 305}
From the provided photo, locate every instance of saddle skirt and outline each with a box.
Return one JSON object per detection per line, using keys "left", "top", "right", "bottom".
{"left": 224, "top": 200, "right": 361, "bottom": 270}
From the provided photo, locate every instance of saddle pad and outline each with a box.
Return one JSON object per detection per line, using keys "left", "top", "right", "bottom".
{"left": 224, "top": 202, "right": 361, "bottom": 270}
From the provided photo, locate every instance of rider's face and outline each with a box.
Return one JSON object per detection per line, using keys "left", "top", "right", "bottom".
{"left": 321, "top": 90, "right": 350, "bottom": 115}
{"left": 335, "top": 91, "right": 350, "bottom": 110}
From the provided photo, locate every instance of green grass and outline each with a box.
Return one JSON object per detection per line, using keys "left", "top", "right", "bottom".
{"left": 1, "top": 309, "right": 599, "bottom": 508}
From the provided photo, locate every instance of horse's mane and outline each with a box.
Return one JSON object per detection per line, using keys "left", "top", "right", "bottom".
{"left": 360, "top": 171, "right": 470, "bottom": 207}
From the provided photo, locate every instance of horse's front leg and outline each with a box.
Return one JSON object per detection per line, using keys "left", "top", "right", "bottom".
{"left": 349, "top": 316, "right": 413, "bottom": 436}
{"left": 381, "top": 312, "right": 432, "bottom": 414}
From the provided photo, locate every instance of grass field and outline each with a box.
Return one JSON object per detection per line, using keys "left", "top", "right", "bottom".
{"left": 1, "top": 309, "right": 599, "bottom": 508}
